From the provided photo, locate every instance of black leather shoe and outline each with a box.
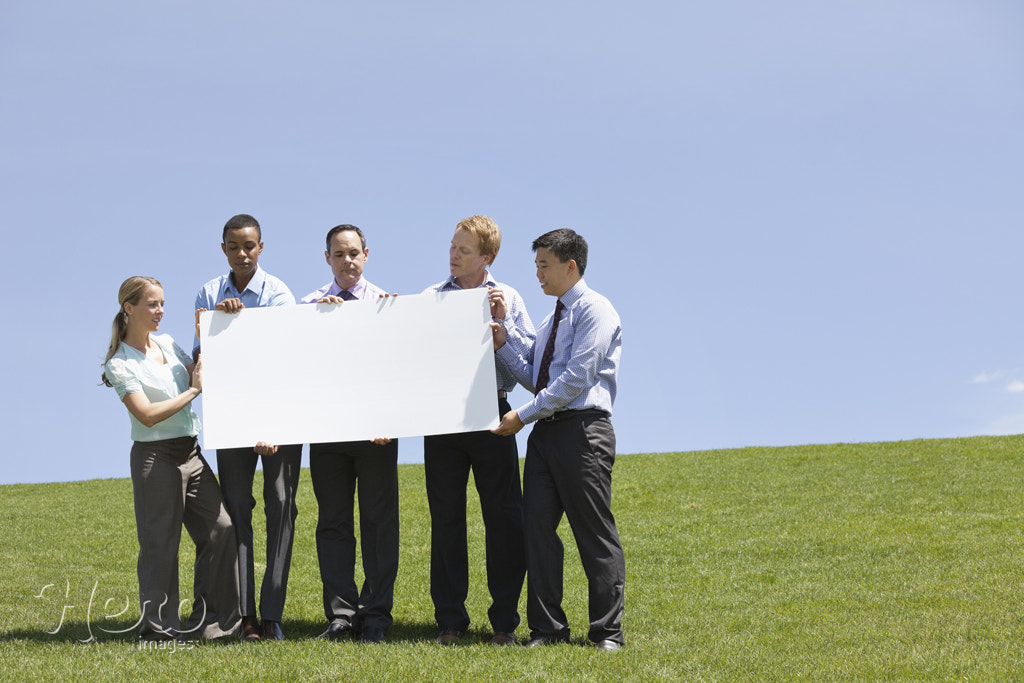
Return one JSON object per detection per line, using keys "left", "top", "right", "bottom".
{"left": 595, "top": 639, "right": 622, "bottom": 651}
{"left": 261, "top": 620, "right": 284, "bottom": 641}
{"left": 360, "top": 626, "right": 386, "bottom": 643}
{"left": 317, "top": 620, "right": 355, "bottom": 641}
{"left": 523, "top": 632, "right": 570, "bottom": 647}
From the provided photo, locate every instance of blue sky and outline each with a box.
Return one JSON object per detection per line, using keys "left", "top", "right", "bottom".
{"left": 2, "top": 1, "right": 1022, "bottom": 485}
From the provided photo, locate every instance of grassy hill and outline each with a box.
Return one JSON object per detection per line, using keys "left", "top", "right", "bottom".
{"left": 2, "top": 436, "right": 1023, "bottom": 680}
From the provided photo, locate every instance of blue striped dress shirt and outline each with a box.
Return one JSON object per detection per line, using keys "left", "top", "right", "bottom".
{"left": 496, "top": 278, "right": 621, "bottom": 424}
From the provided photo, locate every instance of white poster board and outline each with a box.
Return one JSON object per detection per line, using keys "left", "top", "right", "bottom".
{"left": 198, "top": 289, "right": 499, "bottom": 449}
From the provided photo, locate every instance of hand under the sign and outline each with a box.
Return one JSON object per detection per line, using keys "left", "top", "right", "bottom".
{"left": 254, "top": 442, "right": 279, "bottom": 456}
{"left": 491, "top": 409, "right": 524, "bottom": 436}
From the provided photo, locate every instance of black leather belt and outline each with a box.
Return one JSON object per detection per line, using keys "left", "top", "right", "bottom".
{"left": 497, "top": 390, "right": 507, "bottom": 399}
{"left": 540, "top": 408, "right": 610, "bottom": 423}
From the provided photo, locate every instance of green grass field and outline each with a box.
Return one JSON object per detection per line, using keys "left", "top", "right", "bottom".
{"left": 2, "top": 436, "right": 1023, "bottom": 680}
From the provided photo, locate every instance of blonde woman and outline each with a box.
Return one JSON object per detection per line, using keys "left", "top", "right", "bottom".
{"left": 102, "top": 276, "right": 240, "bottom": 641}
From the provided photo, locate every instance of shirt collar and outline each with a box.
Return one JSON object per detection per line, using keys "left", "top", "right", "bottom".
{"left": 558, "top": 278, "right": 587, "bottom": 309}
{"left": 331, "top": 277, "right": 365, "bottom": 299}
{"left": 442, "top": 269, "right": 497, "bottom": 290}
{"left": 225, "top": 265, "right": 266, "bottom": 298}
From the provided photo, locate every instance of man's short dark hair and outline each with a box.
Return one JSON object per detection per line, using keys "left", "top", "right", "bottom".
{"left": 223, "top": 214, "right": 261, "bottom": 242}
{"left": 532, "top": 228, "right": 588, "bottom": 276}
{"left": 326, "top": 224, "right": 366, "bottom": 251}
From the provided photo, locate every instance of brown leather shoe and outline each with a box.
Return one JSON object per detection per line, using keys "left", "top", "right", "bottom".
{"left": 435, "top": 628, "right": 463, "bottom": 645}
{"left": 261, "top": 620, "right": 284, "bottom": 641}
{"left": 241, "top": 616, "right": 261, "bottom": 641}
{"left": 491, "top": 632, "right": 516, "bottom": 646}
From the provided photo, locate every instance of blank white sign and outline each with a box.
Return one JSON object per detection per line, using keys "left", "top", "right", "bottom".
{"left": 198, "top": 289, "right": 498, "bottom": 449}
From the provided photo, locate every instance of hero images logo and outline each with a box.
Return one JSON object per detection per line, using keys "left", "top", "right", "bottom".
{"left": 34, "top": 579, "right": 206, "bottom": 644}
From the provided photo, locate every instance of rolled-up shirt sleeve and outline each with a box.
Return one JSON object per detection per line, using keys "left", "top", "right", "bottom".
{"left": 104, "top": 357, "right": 142, "bottom": 401}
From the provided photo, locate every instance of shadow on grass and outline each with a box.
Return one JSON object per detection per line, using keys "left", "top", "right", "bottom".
{"left": 278, "top": 619, "right": 515, "bottom": 645}
{"left": 0, "top": 619, "right": 505, "bottom": 646}
{"left": 1, "top": 619, "right": 165, "bottom": 645}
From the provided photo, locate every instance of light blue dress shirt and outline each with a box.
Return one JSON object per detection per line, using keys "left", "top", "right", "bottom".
{"left": 105, "top": 334, "right": 202, "bottom": 442}
{"left": 193, "top": 265, "right": 295, "bottom": 353}
{"left": 423, "top": 271, "right": 536, "bottom": 394}
{"left": 497, "top": 278, "right": 621, "bottom": 424}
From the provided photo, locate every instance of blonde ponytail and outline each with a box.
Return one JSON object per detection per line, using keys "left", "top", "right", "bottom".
{"left": 101, "top": 276, "right": 162, "bottom": 387}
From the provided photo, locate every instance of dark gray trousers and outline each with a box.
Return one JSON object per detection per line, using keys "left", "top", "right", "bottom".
{"left": 310, "top": 439, "right": 400, "bottom": 632}
{"left": 523, "top": 413, "right": 626, "bottom": 644}
{"left": 216, "top": 444, "right": 302, "bottom": 622}
{"left": 130, "top": 436, "right": 240, "bottom": 639}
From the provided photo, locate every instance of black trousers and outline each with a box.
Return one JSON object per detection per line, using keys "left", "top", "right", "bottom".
{"left": 310, "top": 439, "right": 400, "bottom": 632}
{"left": 523, "top": 413, "right": 626, "bottom": 644}
{"left": 216, "top": 444, "right": 302, "bottom": 622}
{"left": 423, "top": 397, "right": 525, "bottom": 633}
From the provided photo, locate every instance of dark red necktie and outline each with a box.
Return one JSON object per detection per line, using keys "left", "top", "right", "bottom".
{"left": 535, "top": 300, "right": 565, "bottom": 394}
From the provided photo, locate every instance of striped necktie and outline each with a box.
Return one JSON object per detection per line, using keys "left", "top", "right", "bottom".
{"left": 535, "top": 299, "right": 565, "bottom": 394}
